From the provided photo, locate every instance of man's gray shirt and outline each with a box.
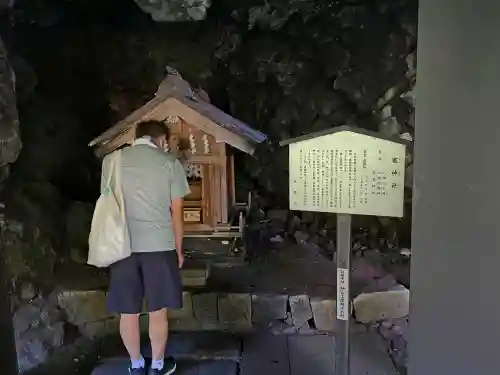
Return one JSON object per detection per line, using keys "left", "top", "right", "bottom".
{"left": 101, "top": 144, "right": 190, "bottom": 253}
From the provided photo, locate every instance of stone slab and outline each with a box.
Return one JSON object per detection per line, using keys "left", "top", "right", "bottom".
{"left": 81, "top": 317, "right": 119, "bottom": 339}
{"left": 350, "top": 331, "right": 398, "bottom": 375}
{"left": 218, "top": 294, "right": 252, "bottom": 330}
{"left": 192, "top": 293, "right": 218, "bottom": 330}
{"left": 353, "top": 285, "right": 410, "bottom": 323}
{"left": 91, "top": 358, "right": 238, "bottom": 375}
{"left": 141, "top": 332, "right": 241, "bottom": 362}
{"left": 288, "top": 335, "right": 335, "bottom": 375}
{"left": 251, "top": 294, "right": 288, "bottom": 324}
{"left": 181, "top": 268, "right": 209, "bottom": 287}
{"left": 240, "top": 334, "right": 290, "bottom": 375}
{"left": 310, "top": 298, "right": 337, "bottom": 332}
{"left": 169, "top": 317, "right": 200, "bottom": 331}
{"left": 141, "top": 292, "right": 194, "bottom": 319}
{"left": 169, "top": 292, "right": 195, "bottom": 320}
{"left": 176, "top": 361, "right": 238, "bottom": 375}
{"left": 57, "top": 290, "right": 112, "bottom": 326}
{"left": 289, "top": 295, "right": 313, "bottom": 327}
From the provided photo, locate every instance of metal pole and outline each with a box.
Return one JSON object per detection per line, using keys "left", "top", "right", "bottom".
{"left": 335, "top": 213, "right": 351, "bottom": 375}
{"left": 0, "top": 203, "right": 18, "bottom": 375}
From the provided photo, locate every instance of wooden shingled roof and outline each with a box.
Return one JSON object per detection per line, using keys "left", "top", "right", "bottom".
{"left": 89, "top": 68, "right": 267, "bottom": 157}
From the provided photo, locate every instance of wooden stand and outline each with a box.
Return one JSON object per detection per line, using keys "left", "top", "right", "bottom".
{"left": 335, "top": 214, "right": 352, "bottom": 375}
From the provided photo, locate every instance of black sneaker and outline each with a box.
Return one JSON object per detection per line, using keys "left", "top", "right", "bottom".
{"left": 129, "top": 366, "right": 146, "bottom": 375}
{"left": 147, "top": 357, "right": 177, "bottom": 375}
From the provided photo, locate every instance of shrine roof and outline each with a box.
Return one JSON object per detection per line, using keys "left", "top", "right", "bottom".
{"left": 89, "top": 68, "right": 267, "bottom": 156}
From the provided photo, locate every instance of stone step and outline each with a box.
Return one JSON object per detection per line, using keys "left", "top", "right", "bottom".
{"left": 57, "top": 290, "right": 342, "bottom": 338}
{"left": 91, "top": 358, "right": 238, "bottom": 375}
{"left": 181, "top": 267, "right": 210, "bottom": 287}
{"left": 141, "top": 332, "right": 242, "bottom": 362}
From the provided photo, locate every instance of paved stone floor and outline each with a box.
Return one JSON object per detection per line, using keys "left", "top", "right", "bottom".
{"left": 91, "top": 331, "right": 397, "bottom": 375}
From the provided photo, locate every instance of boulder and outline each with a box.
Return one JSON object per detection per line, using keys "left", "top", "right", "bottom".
{"left": 2, "top": 219, "right": 57, "bottom": 288}
{"left": 13, "top": 295, "right": 66, "bottom": 373}
{"left": 133, "top": 0, "right": 211, "bottom": 22}
{"left": 57, "top": 290, "right": 113, "bottom": 326}
{"left": 0, "top": 36, "right": 22, "bottom": 167}
{"left": 353, "top": 285, "right": 410, "bottom": 323}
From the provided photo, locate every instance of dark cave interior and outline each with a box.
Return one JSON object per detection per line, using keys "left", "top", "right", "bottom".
{"left": 0, "top": 0, "right": 416, "bottom": 292}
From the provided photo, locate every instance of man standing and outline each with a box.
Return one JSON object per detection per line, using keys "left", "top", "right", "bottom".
{"left": 104, "top": 120, "right": 190, "bottom": 375}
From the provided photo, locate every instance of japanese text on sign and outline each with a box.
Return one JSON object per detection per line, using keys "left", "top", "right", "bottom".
{"left": 289, "top": 131, "right": 406, "bottom": 217}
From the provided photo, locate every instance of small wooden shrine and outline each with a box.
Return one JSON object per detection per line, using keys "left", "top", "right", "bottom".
{"left": 89, "top": 68, "right": 267, "bottom": 269}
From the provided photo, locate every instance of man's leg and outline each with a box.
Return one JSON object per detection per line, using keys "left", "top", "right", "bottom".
{"left": 149, "top": 308, "right": 169, "bottom": 361}
{"left": 107, "top": 254, "right": 145, "bottom": 372}
{"left": 141, "top": 251, "right": 183, "bottom": 374}
{"left": 120, "top": 313, "right": 142, "bottom": 364}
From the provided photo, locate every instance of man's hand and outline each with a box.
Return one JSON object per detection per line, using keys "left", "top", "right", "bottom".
{"left": 177, "top": 250, "right": 184, "bottom": 268}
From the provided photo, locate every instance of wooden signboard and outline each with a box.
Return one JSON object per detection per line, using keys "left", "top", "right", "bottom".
{"left": 281, "top": 126, "right": 407, "bottom": 375}
{"left": 287, "top": 129, "right": 406, "bottom": 218}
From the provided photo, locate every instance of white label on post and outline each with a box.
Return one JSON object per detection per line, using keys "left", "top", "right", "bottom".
{"left": 337, "top": 267, "right": 349, "bottom": 320}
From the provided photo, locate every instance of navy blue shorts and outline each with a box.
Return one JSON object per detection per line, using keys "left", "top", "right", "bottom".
{"left": 107, "top": 251, "right": 182, "bottom": 314}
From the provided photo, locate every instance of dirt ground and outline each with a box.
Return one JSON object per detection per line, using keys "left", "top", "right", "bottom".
{"left": 209, "top": 241, "right": 338, "bottom": 296}
{"left": 55, "top": 238, "right": 409, "bottom": 296}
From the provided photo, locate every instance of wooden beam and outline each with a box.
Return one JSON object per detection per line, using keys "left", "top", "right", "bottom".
{"left": 227, "top": 153, "right": 236, "bottom": 208}
{"left": 218, "top": 144, "right": 228, "bottom": 224}
{"left": 164, "top": 98, "right": 255, "bottom": 155}
{"left": 201, "top": 165, "right": 213, "bottom": 227}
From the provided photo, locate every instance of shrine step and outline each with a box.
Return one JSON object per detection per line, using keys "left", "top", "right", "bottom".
{"left": 181, "top": 263, "right": 210, "bottom": 287}
{"left": 90, "top": 332, "right": 242, "bottom": 375}
{"left": 91, "top": 359, "right": 238, "bottom": 375}
{"left": 184, "top": 238, "right": 246, "bottom": 268}
{"left": 142, "top": 332, "right": 242, "bottom": 362}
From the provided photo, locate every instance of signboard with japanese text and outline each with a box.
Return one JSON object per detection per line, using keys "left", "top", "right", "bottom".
{"left": 288, "top": 129, "right": 406, "bottom": 218}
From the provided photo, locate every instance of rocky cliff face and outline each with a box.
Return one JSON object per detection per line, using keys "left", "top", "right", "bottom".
{"left": 1, "top": 0, "right": 417, "bottom": 304}
{"left": 134, "top": 0, "right": 211, "bottom": 21}
{"left": 0, "top": 36, "right": 21, "bottom": 184}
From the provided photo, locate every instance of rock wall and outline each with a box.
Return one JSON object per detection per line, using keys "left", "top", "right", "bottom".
{"left": 0, "top": 36, "right": 21, "bottom": 184}
{"left": 133, "top": 0, "right": 211, "bottom": 21}
{"left": 216, "top": 1, "right": 417, "bottom": 200}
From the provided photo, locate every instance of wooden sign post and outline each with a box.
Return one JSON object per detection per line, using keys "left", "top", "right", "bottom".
{"left": 280, "top": 126, "right": 407, "bottom": 375}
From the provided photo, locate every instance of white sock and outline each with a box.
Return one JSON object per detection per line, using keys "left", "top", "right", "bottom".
{"left": 151, "top": 359, "right": 164, "bottom": 370}
{"left": 131, "top": 355, "right": 145, "bottom": 369}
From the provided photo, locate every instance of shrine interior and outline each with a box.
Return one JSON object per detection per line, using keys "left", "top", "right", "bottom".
{"left": 0, "top": 0, "right": 417, "bottom": 374}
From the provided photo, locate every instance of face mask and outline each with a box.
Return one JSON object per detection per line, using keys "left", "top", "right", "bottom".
{"left": 161, "top": 138, "right": 168, "bottom": 151}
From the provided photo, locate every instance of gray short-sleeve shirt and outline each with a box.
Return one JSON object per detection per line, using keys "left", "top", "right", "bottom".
{"left": 101, "top": 144, "right": 190, "bottom": 253}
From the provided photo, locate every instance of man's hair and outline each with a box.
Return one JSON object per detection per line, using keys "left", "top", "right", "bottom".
{"left": 135, "top": 120, "right": 170, "bottom": 139}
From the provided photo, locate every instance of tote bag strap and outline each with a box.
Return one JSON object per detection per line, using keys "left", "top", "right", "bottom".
{"left": 102, "top": 150, "right": 121, "bottom": 195}
{"left": 113, "top": 149, "right": 123, "bottom": 191}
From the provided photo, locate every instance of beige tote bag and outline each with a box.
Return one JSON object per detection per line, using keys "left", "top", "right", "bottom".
{"left": 87, "top": 149, "right": 131, "bottom": 267}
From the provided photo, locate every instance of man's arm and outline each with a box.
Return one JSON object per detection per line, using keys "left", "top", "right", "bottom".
{"left": 171, "top": 197, "right": 184, "bottom": 256}
{"left": 170, "top": 159, "right": 190, "bottom": 266}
